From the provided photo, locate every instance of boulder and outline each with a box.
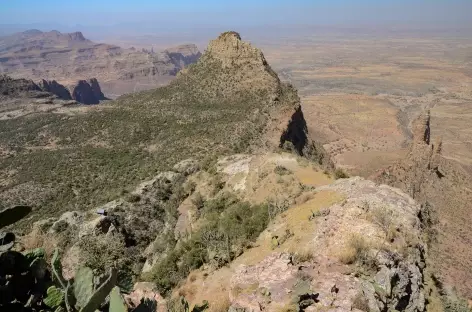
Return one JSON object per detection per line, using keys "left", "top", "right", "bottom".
{"left": 49, "top": 211, "right": 84, "bottom": 234}
{"left": 124, "top": 282, "right": 164, "bottom": 311}
{"left": 172, "top": 158, "right": 199, "bottom": 176}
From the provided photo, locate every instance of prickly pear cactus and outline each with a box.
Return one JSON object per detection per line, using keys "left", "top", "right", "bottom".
{"left": 30, "top": 257, "right": 48, "bottom": 280}
{"left": 74, "top": 266, "right": 94, "bottom": 309}
{"left": 44, "top": 285, "right": 64, "bottom": 308}
{"left": 51, "top": 248, "right": 67, "bottom": 289}
{"left": 23, "top": 247, "right": 45, "bottom": 262}
{"left": 109, "top": 286, "right": 127, "bottom": 312}
{"left": 78, "top": 267, "right": 117, "bottom": 312}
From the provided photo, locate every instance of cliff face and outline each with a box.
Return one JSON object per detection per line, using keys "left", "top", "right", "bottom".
{"left": 0, "top": 75, "right": 42, "bottom": 98}
{"left": 228, "top": 177, "right": 427, "bottom": 312}
{"left": 176, "top": 31, "right": 329, "bottom": 161}
{"left": 165, "top": 44, "right": 202, "bottom": 70}
{"left": 374, "top": 110, "right": 472, "bottom": 298}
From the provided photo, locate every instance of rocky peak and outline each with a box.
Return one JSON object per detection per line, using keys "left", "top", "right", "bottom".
{"left": 408, "top": 110, "right": 441, "bottom": 170}
{"left": 88, "top": 78, "right": 105, "bottom": 100}
{"left": 67, "top": 31, "right": 87, "bottom": 42}
{"left": 0, "top": 75, "right": 42, "bottom": 97}
{"left": 205, "top": 31, "right": 274, "bottom": 73}
{"left": 68, "top": 78, "right": 105, "bottom": 104}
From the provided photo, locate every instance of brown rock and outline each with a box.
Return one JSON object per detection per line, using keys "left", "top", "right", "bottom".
{"left": 124, "top": 282, "right": 165, "bottom": 312}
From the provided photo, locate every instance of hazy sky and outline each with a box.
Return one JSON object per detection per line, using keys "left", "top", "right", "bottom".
{"left": 1, "top": 0, "right": 471, "bottom": 29}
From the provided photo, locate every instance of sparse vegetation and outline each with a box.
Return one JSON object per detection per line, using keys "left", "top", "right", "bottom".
{"left": 334, "top": 168, "right": 349, "bottom": 179}
{"left": 292, "top": 248, "right": 314, "bottom": 264}
{"left": 351, "top": 292, "right": 370, "bottom": 311}
{"left": 369, "top": 205, "right": 396, "bottom": 241}
{"left": 274, "top": 165, "right": 292, "bottom": 175}
{"left": 338, "top": 234, "right": 371, "bottom": 265}
{"left": 148, "top": 194, "right": 270, "bottom": 295}
{"left": 0, "top": 47, "right": 294, "bottom": 229}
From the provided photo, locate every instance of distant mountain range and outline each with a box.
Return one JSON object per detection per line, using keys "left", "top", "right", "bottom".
{"left": 0, "top": 29, "right": 202, "bottom": 98}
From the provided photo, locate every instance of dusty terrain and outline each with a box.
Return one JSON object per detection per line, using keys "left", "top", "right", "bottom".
{"left": 252, "top": 29, "right": 472, "bottom": 300}
{"left": 256, "top": 31, "right": 472, "bottom": 176}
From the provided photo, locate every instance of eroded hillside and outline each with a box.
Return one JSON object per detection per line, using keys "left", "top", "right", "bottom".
{"left": 1, "top": 31, "right": 469, "bottom": 312}
{"left": 0, "top": 32, "right": 320, "bottom": 227}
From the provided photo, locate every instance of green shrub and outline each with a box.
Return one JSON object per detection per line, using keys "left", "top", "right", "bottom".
{"left": 126, "top": 193, "right": 141, "bottom": 203}
{"left": 334, "top": 168, "right": 349, "bottom": 179}
{"left": 150, "top": 195, "right": 270, "bottom": 295}
{"left": 192, "top": 192, "right": 205, "bottom": 210}
{"left": 274, "top": 165, "right": 291, "bottom": 175}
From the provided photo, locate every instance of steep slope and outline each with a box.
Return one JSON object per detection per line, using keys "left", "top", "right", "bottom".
{"left": 0, "top": 31, "right": 324, "bottom": 225}
{"left": 0, "top": 29, "right": 202, "bottom": 97}
{"left": 374, "top": 110, "right": 472, "bottom": 299}
{"left": 5, "top": 32, "right": 452, "bottom": 312}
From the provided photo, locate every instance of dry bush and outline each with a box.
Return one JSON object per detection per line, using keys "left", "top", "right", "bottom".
{"left": 20, "top": 227, "right": 57, "bottom": 260}
{"left": 292, "top": 248, "right": 315, "bottom": 264}
{"left": 369, "top": 206, "right": 396, "bottom": 240}
{"left": 274, "top": 165, "right": 292, "bottom": 176}
{"left": 338, "top": 234, "right": 371, "bottom": 265}
{"left": 334, "top": 168, "right": 349, "bottom": 179}
{"left": 208, "top": 294, "right": 231, "bottom": 312}
{"left": 351, "top": 292, "right": 369, "bottom": 311}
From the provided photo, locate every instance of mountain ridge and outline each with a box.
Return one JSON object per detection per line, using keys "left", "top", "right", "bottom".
{"left": 0, "top": 29, "right": 202, "bottom": 97}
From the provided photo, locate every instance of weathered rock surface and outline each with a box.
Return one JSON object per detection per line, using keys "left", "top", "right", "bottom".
{"left": 373, "top": 110, "right": 472, "bottom": 296}
{"left": 229, "top": 177, "right": 427, "bottom": 312}
{"left": 0, "top": 75, "right": 43, "bottom": 98}
{"left": 124, "top": 282, "right": 166, "bottom": 312}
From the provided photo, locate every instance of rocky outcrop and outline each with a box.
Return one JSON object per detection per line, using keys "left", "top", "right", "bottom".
{"left": 38, "top": 79, "right": 72, "bottom": 100}
{"left": 229, "top": 177, "right": 427, "bottom": 312}
{"left": 87, "top": 78, "right": 105, "bottom": 100}
{"left": 0, "top": 75, "right": 42, "bottom": 98}
{"left": 179, "top": 31, "right": 330, "bottom": 161}
{"left": 373, "top": 110, "right": 472, "bottom": 298}
{"left": 69, "top": 78, "right": 104, "bottom": 104}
